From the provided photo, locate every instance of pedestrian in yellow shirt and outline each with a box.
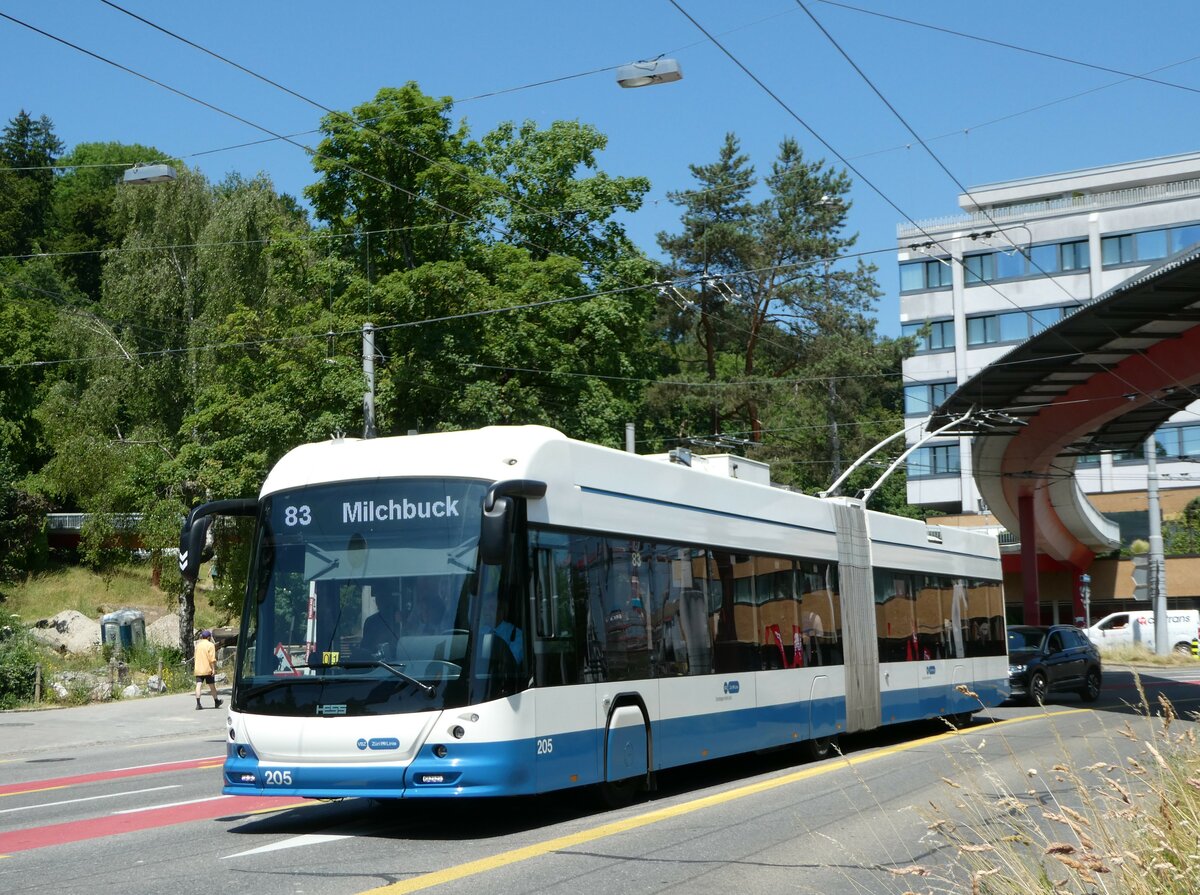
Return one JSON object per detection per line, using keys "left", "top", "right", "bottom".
{"left": 194, "top": 630, "right": 223, "bottom": 710}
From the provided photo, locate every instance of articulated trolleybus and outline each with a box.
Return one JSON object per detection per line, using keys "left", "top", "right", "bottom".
{"left": 179, "top": 426, "right": 1007, "bottom": 802}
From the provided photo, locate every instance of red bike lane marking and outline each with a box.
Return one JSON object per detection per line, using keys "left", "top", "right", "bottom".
{"left": 0, "top": 755, "right": 225, "bottom": 798}
{"left": 0, "top": 794, "right": 306, "bottom": 854}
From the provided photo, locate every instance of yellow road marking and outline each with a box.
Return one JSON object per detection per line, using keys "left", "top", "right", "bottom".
{"left": 361, "top": 709, "right": 1089, "bottom": 894}
{"left": 241, "top": 801, "right": 312, "bottom": 817}
{"left": 0, "top": 785, "right": 69, "bottom": 799}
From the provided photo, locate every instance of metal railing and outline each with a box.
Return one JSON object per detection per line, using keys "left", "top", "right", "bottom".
{"left": 45, "top": 513, "right": 143, "bottom": 532}
{"left": 898, "top": 177, "right": 1200, "bottom": 239}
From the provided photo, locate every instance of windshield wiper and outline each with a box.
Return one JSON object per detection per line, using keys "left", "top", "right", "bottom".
{"left": 304, "top": 542, "right": 340, "bottom": 581}
{"left": 446, "top": 539, "right": 478, "bottom": 573}
{"left": 310, "top": 658, "right": 436, "bottom": 697}
{"left": 240, "top": 674, "right": 326, "bottom": 700}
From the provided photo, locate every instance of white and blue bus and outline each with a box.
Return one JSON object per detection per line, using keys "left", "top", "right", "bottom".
{"left": 179, "top": 426, "right": 1008, "bottom": 802}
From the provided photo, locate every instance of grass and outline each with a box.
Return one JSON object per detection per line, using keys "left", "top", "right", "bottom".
{"left": 1, "top": 560, "right": 225, "bottom": 630}
{"left": 911, "top": 682, "right": 1200, "bottom": 894}
{"left": 0, "top": 562, "right": 230, "bottom": 708}
{"left": 1100, "top": 644, "right": 1199, "bottom": 667}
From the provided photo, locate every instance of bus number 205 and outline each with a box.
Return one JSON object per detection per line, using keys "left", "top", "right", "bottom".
{"left": 536, "top": 738, "right": 553, "bottom": 755}
{"left": 264, "top": 770, "right": 293, "bottom": 785}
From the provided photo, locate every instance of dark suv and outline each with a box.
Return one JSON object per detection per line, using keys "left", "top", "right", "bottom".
{"left": 1008, "top": 625, "right": 1102, "bottom": 705}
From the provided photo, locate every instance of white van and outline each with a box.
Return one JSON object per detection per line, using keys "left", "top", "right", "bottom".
{"left": 1086, "top": 610, "right": 1200, "bottom": 653}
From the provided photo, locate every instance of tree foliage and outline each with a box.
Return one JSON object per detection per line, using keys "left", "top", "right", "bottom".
{"left": 655, "top": 133, "right": 904, "bottom": 493}
{"left": 0, "top": 98, "right": 931, "bottom": 647}
{"left": 0, "top": 110, "right": 63, "bottom": 258}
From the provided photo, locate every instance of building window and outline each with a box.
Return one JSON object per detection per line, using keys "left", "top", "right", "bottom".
{"left": 966, "top": 315, "right": 997, "bottom": 345}
{"left": 997, "top": 312, "right": 1028, "bottom": 342}
{"left": 1099, "top": 224, "right": 1200, "bottom": 267}
{"left": 1173, "top": 224, "right": 1200, "bottom": 254}
{"left": 995, "top": 250, "right": 1027, "bottom": 279}
{"left": 907, "top": 443, "right": 960, "bottom": 478}
{"left": 963, "top": 253, "right": 995, "bottom": 284}
{"left": 1182, "top": 426, "right": 1200, "bottom": 459}
{"left": 1030, "top": 306, "right": 1066, "bottom": 334}
{"left": 900, "top": 258, "right": 952, "bottom": 292}
{"left": 1060, "top": 240, "right": 1089, "bottom": 271}
{"left": 966, "top": 306, "right": 1068, "bottom": 346}
{"left": 1076, "top": 454, "right": 1101, "bottom": 467}
{"left": 963, "top": 239, "right": 1089, "bottom": 285}
{"left": 1101, "top": 233, "right": 1136, "bottom": 265}
{"left": 1155, "top": 428, "right": 1181, "bottom": 459}
{"left": 1114, "top": 445, "right": 1144, "bottom": 463}
{"left": 1139, "top": 229, "right": 1168, "bottom": 261}
{"left": 902, "top": 319, "right": 954, "bottom": 352}
{"left": 1028, "top": 243, "right": 1058, "bottom": 274}
{"left": 904, "top": 381, "right": 955, "bottom": 416}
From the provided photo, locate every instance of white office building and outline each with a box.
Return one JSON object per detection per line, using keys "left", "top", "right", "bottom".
{"left": 898, "top": 151, "right": 1200, "bottom": 515}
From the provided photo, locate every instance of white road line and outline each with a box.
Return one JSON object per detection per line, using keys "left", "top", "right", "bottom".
{"left": 223, "top": 833, "right": 353, "bottom": 859}
{"left": 110, "top": 755, "right": 224, "bottom": 772}
{"left": 112, "top": 794, "right": 232, "bottom": 814}
{"left": 0, "top": 785, "right": 181, "bottom": 815}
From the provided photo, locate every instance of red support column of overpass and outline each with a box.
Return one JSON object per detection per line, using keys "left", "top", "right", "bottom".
{"left": 1019, "top": 494, "right": 1040, "bottom": 624}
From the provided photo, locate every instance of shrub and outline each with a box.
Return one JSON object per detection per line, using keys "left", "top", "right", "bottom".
{"left": 0, "top": 466, "right": 49, "bottom": 591}
{"left": 0, "top": 617, "right": 41, "bottom": 708}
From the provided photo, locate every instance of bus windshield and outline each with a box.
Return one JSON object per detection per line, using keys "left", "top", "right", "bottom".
{"left": 235, "top": 477, "right": 518, "bottom": 716}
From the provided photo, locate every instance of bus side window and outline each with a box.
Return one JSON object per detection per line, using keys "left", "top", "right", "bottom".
{"left": 530, "top": 535, "right": 582, "bottom": 688}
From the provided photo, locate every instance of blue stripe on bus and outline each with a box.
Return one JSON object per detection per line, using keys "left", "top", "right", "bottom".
{"left": 222, "top": 679, "right": 1007, "bottom": 800}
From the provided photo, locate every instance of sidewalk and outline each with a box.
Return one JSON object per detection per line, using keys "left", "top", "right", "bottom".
{"left": 0, "top": 689, "right": 230, "bottom": 760}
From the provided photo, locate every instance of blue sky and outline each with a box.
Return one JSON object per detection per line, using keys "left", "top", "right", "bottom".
{"left": 4, "top": 1, "right": 1200, "bottom": 336}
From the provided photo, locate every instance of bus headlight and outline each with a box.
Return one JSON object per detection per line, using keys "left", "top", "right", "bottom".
{"left": 450, "top": 725, "right": 465, "bottom": 739}
{"left": 432, "top": 744, "right": 448, "bottom": 759}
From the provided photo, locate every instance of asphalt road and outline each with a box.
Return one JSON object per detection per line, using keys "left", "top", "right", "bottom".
{"left": 2, "top": 668, "right": 1197, "bottom": 895}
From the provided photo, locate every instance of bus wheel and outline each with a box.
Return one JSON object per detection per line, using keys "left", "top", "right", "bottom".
{"left": 800, "top": 735, "right": 838, "bottom": 762}
{"left": 596, "top": 775, "right": 644, "bottom": 810}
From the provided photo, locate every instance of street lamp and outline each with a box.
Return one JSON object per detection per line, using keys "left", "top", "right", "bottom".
{"left": 123, "top": 163, "right": 176, "bottom": 185}
{"left": 616, "top": 58, "right": 683, "bottom": 88}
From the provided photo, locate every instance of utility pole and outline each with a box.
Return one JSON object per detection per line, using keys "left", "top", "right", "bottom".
{"left": 362, "top": 322, "right": 377, "bottom": 439}
{"left": 1145, "top": 435, "right": 1167, "bottom": 654}
{"left": 827, "top": 377, "right": 842, "bottom": 481}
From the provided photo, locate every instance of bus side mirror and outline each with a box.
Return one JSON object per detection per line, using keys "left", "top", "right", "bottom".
{"left": 480, "top": 496, "right": 513, "bottom": 566}
{"left": 478, "top": 479, "right": 547, "bottom": 567}
{"left": 179, "top": 515, "right": 213, "bottom": 582}
{"left": 178, "top": 498, "right": 258, "bottom": 582}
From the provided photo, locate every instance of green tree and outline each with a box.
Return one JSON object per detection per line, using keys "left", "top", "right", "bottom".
{"left": 33, "top": 166, "right": 339, "bottom": 653}
{"left": 0, "top": 270, "right": 58, "bottom": 476}
{"left": 1165, "top": 497, "right": 1200, "bottom": 554}
{"left": 0, "top": 458, "right": 49, "bottom": 593}
{"left": 307, "top": 83, "right": 660, "bottom": 446}
{"left": 654, "top": 134, "right": 901, "bottom": 492}
{"left": 479, "top": 119, "right": 651, "bottom": 276}
{"left": 49, "top": 141, "right": 166, "bottom": 301}
{"left": 370, "top": 245, "right": 656, "bottom": 443}
{"left": 305, "top": 83, "right": 488, "bottom": 275}
{"left": 0, "top": 110, "right": 64, "bottom": 257}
